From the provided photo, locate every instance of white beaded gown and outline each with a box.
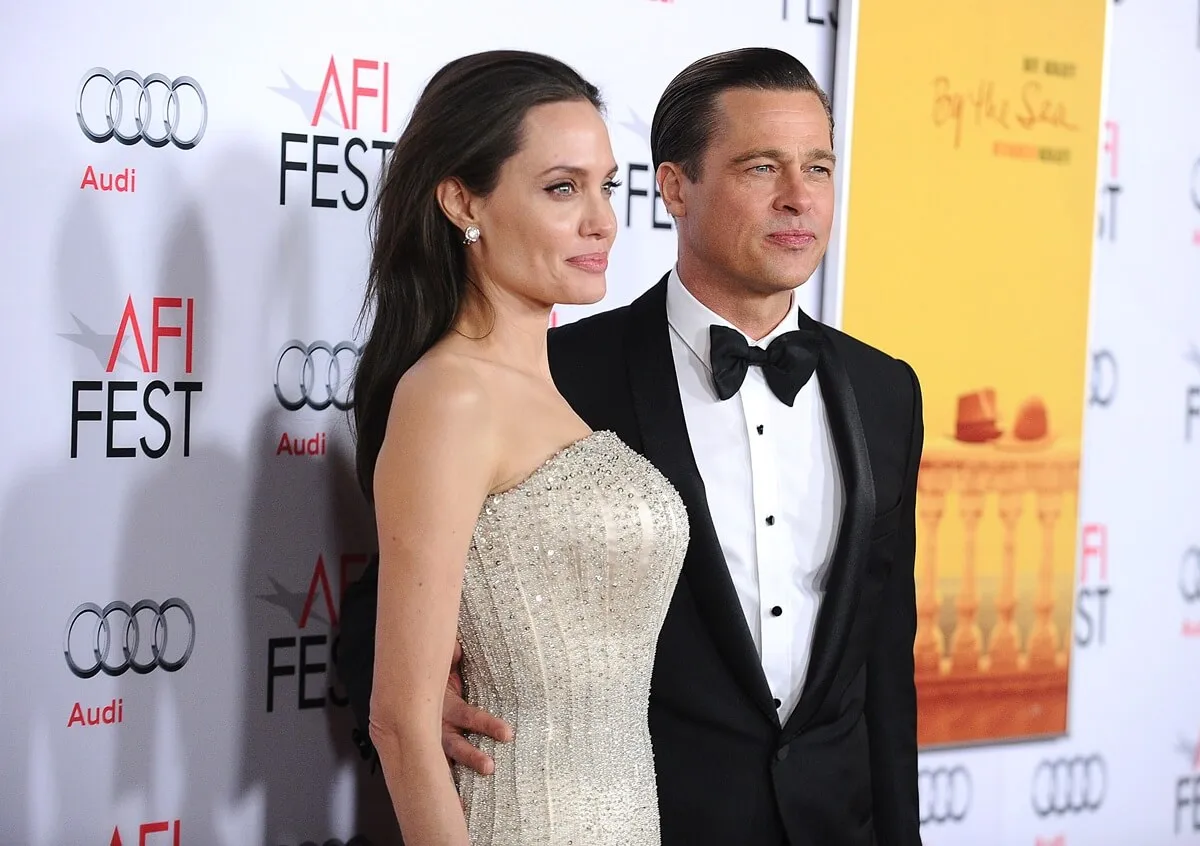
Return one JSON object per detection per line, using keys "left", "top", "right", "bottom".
{"left": 453, "top": 430, "right": 689, "bottom": 846}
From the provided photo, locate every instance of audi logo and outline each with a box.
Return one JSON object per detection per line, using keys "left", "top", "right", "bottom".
{"left": 918, "top": 765, "right": 971, "bottom": 824}
{"left": 274, "top": 340, "right": 361, "bottom": 412}
{"left": 1181, "top": 547, "right": 1200, "bottom": 602}
{"left": 64, "top": 599, "right": 196, "bottom": 678}
{"left": 76, "top": 68, "right": 207, "bottom": 149}
{"left": 1031, "top": 755, "right": 1106, "bottom": 816}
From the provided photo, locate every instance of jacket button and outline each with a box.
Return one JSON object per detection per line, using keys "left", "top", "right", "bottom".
{"left": 776, "top": 746, "right": 789, "bottom": 762}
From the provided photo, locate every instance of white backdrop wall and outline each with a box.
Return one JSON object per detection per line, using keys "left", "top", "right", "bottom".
{"left": 1, "top": 1, "right": 1197, "bottom": 845}
{"left": 0, "top": 2, "right": 835, "bottom": 846}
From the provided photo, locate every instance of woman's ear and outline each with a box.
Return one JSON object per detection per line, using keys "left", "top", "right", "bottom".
{"left": 435, "top": 177, "right": 477, "bottom": 233}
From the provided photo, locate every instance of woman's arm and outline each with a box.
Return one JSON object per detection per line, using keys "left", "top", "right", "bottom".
{"left": 367, "top": 360, "right": 499, "bottom": 846}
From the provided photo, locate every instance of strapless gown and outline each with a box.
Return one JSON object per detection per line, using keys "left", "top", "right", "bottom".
{"left": 453, "top": 430, "right": 689, "bottom": 845}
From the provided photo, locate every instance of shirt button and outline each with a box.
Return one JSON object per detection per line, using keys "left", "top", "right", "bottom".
{"left": 773, "top": 698, "right": 781, "bottom": 708}
{"left": 765, "top": 515, "right": 775, "bottom": 526}
{"left": 757, "top": 424, "right": 764, "bottom": 435}
{"left": 771, "top": 605, "right": 783, "bottom": 617}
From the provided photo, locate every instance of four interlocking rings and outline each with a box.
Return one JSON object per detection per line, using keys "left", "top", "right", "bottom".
{"left": 76, "top": 67, "right": 207, "bottom": 149}
{"left": 63, "top": 599, "right": 196, "bottom": 678}
{"left": 918, "top": 765, "right": 972, "bottom": 824}
{"left": 274, "top": 340, "right": 361, "bottom": 411}
{"left": 1031, "top": 755, "right": 1107, "bottom": 816}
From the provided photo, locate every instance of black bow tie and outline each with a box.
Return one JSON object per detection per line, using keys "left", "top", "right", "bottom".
{"left": 708, "top": 323, "right": 821, "bottom": 406}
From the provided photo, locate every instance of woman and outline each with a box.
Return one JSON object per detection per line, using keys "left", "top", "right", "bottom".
{"left": 353, "top": 50, "right": 689, "bottom": 845}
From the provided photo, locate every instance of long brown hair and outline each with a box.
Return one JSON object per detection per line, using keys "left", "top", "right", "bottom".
{"left": 352, "top": 50, "right": 604, "bottom": 498}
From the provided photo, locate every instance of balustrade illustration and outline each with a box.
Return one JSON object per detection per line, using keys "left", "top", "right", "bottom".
{"left": 914, "top": 438, "right": 1079, "bottom": 746}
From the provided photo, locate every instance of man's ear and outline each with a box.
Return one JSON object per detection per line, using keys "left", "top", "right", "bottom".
{"left": 656, "top": 162, "right": 689, "bottom": 220}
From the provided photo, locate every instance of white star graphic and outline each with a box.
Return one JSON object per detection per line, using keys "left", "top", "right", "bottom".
{"left": 268, "top": 70, "right": 342, "bottom": 128}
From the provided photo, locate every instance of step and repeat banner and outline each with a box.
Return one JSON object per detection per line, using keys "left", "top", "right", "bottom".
{"left": 0, "top": 2, "right": 837, "bottom": 845}
{"left": 829, "top": 1, "right": 1200, "bottom": 845}
{"left": 2, "top": 1, "right": 1198, "bottom": 845}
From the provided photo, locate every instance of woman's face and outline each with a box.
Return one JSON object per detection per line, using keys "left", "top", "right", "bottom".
{"left": 467, "top": 99, "right": 620, "bottom": 309}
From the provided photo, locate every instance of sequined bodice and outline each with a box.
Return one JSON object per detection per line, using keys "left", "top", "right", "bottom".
{"left": 454, "top": 430, "right": 688, "bottom": 846}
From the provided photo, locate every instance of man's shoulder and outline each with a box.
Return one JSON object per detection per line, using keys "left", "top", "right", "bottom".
{"left": 819, "top": 323, "right": 922, "bottom": 463}
{"left": 547, "top": 303, "right": 641, "bottom": 425}
{"left": 548, "top": 302, "right": 635, "bottom": 358}
{"left": 819, "top": 321, "right": 917, "bottom": 389}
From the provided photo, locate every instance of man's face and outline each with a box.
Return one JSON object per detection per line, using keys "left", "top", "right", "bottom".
{"left": 664, "top": 88, "right": 835, "bottom": 298}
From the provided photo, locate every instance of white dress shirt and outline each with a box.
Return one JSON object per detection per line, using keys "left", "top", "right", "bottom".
{"left": 665, "top": 267, "right": 844, "bottom": 723}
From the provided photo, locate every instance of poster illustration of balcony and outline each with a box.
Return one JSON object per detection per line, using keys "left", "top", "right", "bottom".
{"left": 835, "top": 2, "right": 1106, "bottom": 746}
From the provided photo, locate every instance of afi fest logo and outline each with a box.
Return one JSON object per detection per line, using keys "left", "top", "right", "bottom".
{"left": 1097, "top": 121, "right": 1121, "bottom": 241}
{"left": 1180, "top": 546, "right": 1200, "bottom": 638}
{"left": 1187, "top": 344, "right": 1200, "bottom": 442}
{"left": 64, "top": 296, "right": 202, "bottom": 458}
{"left": 1075, "top": 524, "right": 1110, "bottom": 648}
{"left": 272, "top": 339, "right": 360, "bottom": 458}
{"left": 76, "top": 67, "right": 207, "bottom": 196}
{"left": 274, "top": 56, "right": 394, "bottom": 211}
{"left": 917, "top": 764, "right": 971, "bottom": 825}
{"left": 1176, "top": 731, "right": 1200, "bottom": 834}
{"left": 108, "top": 819, "right": 180, "bottom": 846}
{"left": 261, "top": 552, "right": 372, "bottom": 712}
{"left": 781, "top": 0, "right": 837, "bottom": 25}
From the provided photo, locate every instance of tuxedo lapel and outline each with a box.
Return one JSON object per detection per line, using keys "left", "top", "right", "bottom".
{"left": 625, "top": 276, "right": 779, "bottom": 724}
{"left": 781, "top": 312, "right": 876, "bottom": 740}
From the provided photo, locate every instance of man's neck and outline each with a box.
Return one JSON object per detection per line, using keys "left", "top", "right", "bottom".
{"left": 675, "top": 256, "right": 795, "bottom": 342}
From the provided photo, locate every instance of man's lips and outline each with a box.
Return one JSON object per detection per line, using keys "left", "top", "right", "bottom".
{"left": 767, "top": 229, "right": 816, "bottom": 247}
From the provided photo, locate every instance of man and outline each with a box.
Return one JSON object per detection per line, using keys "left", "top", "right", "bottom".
{"left": 338, "top": 47, "right": 923, "bottom": 846}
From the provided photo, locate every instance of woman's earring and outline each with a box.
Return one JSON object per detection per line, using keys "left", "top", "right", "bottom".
{"left": 463, "top": 224, "right": 481, "bottom": 245}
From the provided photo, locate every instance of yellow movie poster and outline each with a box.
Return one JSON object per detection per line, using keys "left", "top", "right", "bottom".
{"left": 839, "top": 4, "right": 1108, "bottom": 747}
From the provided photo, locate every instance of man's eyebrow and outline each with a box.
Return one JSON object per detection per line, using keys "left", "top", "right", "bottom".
{"left": 728, "top": 147, "right": 837, "bottom": 166}
{"left": 730, "top": 148, "right": 789, "bottom": 165}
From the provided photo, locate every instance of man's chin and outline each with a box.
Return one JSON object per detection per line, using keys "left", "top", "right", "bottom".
{"left": 758, "top": 263, "right": 818, "bottom": 293}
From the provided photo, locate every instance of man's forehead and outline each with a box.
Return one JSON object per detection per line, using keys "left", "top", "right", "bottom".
{"left": 715, "top": 90, "right": 826, "bottom": 123}
{"left": 711, "top": 91, "right": 831, "bottom": 144}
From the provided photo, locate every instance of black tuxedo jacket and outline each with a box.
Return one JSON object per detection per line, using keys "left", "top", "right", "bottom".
{"left": 337, "top": 276, "right": 925, "bottom": 846}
